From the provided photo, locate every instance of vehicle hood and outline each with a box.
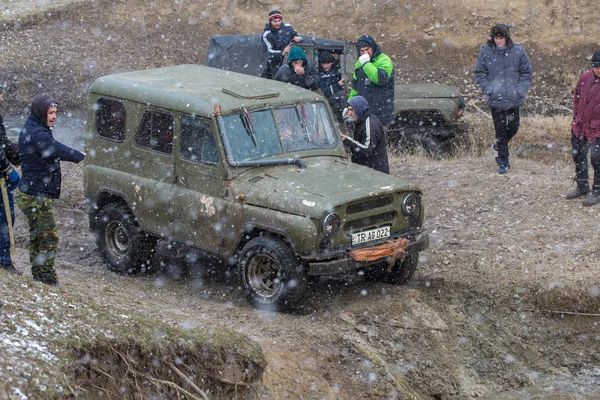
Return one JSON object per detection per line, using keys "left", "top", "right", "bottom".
{"left": 231, "top": 157, "right": 418, "bottom": 218}
{"left": 395, "top": 84, "right": 460, "bottom": 99}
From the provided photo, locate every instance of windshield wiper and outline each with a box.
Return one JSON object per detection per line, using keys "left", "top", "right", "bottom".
{"left": 296, "top": 104, "right": 311, "bottom": 142}
{"left": 241, "top": 108, "right": 257, "bottom": 148}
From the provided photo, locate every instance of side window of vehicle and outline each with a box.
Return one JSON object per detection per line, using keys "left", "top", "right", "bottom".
{"left": 135, "top": 111, "right": 174, "bottom": 154}
{"left": 180, "top": 117, "right": 219, "bottom": 165}
{"left": 95, "top": 98, "right": 126, "bottom": 141}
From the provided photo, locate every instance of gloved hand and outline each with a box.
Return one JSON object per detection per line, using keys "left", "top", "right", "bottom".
{"left": 358, "top": 53, "right": 370, "bottom": 65}
{"left": 5, "top": 167, "right": 20, "bottom": 191}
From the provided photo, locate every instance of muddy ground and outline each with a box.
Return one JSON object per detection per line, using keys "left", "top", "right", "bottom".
{"left": 1, "top": 0, "right": 600, "bottom": 399}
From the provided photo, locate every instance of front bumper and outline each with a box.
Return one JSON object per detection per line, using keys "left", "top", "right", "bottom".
{"left": 306, "top": 231, "right": 429, "bottom": 276}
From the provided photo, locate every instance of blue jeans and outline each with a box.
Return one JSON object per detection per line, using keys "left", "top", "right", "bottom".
{"left": 0, "top": 190, "right": 15, "bottom": 266}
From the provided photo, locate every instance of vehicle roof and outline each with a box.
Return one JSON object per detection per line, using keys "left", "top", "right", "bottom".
{"left": 89, "top": 64, "right": 324, "bottom": 116}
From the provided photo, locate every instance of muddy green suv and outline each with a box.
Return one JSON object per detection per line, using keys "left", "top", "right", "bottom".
{"left": 84, "top": 64, "right": 429, "bottom": 309}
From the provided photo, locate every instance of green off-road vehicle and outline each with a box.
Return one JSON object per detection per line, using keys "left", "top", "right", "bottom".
{"left": 83, "top": 64, "right": 429, "bottom": 309}
{"left": 207, "top": 35, "right": 465, "bottom": 155}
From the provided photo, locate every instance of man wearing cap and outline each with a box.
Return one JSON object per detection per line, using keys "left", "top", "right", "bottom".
{"left": 0, "top": 85, "right": 22, "bottom": 275}
{"left": 16, "top": 95, "right": 85, "bottom": 286}
{"left": 274, "top": 46, "right": 320, "bottom": 91}
{"left": 340, "top": 95, "right": 389, "bottom": 174}
{"left": 565, "top": 50, "right": 600, "bottom": 206}
{"left": 474, "top": 23, "right": 532, "bottom": 174}
{"left": 261, "top": 9, "right": 302, "bottom": 79}
{"left": 347, "top": 35, "right": 395, "bottom": 126}
{"left": 318, "top": 51, "right": 345, "bottom": 123}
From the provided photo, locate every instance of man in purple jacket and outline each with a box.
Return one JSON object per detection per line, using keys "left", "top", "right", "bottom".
{"left": 566, "top": 50, "right": 600, "bottom": 206}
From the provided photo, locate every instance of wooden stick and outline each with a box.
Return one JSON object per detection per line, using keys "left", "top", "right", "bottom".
{"left": 168, "top": 362, "right": 210, "bottom": 400}
{"left": 471, "top": 103, "right": 491, "bottom": 119}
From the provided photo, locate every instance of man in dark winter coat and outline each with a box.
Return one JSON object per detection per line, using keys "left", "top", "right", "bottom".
{"left": 565, "top": 50, "right": 600, "bottom": 206}
{"left": 0, "top": 87, "right": 21, "bottom": 275}
{"left": 318, "top": 51, "right": 346, "bottom": 123}
{"left": 261, "top": 9, "right": 302, "bottom": 79}
{"left": 348, "top": 35, "right": 395, "bottom": 125}
{"left": 341, "top": 95, "right": 389, "bottom": 174}
{"left": 474, "top": 24, "right": 532, "bottom": 174}
{"left": 16, "top": 95, "right": 85, "bottom": 286}
{"left": 274, "top": 46, "right": 320, "bottom": 91}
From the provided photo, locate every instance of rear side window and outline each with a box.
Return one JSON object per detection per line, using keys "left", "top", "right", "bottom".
{"left": 135, "top": 111, "right": 174, "bottom": 154}
{"left": 180, "top": 117, "right": 219, "bottom": 164}
{"left": 95, "top": 98, "right": 126, "bottom": 141}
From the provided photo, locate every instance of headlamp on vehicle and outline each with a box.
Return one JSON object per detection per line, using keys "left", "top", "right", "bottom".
{"left": 322, "top": 213, "right": 341, "bottom": 235}
{"left": 401, "top": 193, "right": 420, "bottom": 216}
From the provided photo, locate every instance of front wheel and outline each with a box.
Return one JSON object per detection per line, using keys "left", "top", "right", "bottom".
{"left": 370, "top": 251, "right": 419, "bottom": 285}
{"left": 238, "top": 235, "right": 308, "bottom": 310}
{"left": 95, "top": 204, "right": 157, "bottom": 275}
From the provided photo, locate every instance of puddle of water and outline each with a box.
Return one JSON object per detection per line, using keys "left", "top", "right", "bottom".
{"left": 3, "top": 112, "right": 87, "bottom": 151}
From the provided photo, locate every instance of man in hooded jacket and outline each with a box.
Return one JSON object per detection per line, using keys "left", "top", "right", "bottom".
{"left": 274, "top": 46, "right": 320, "bottom": 91}
{"left": 348, "top": 35, "right": 395, "bottom": 125}
{"left": 341, "top": 95, "right": 389, "bottom": 174}
{"left": 474, "top": 24, "right": 532, "bottom": 174}
{"left": 16, "top": 95, "right": 85, "bottom": 286}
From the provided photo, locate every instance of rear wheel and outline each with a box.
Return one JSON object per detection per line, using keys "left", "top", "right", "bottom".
{"left": 95, "top": 204, "right": 157, "bottom": 274}
{"left": 238, "top": 235, "right": 308, "bottom": 310}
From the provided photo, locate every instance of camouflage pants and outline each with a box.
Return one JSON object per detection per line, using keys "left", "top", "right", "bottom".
{"left": 16, "top": 191, "right": 59, "bottom": 283}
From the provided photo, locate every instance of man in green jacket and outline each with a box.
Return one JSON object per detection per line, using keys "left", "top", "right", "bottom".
{"left": 347, "top": 35, "right": 395, "bottom": 125}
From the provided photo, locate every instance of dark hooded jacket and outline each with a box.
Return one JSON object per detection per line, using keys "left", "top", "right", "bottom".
{"left": 274, "top": 46, "right": 320, "bottom": 90}
{"left": 473, "top": 24, "right": 532, "bottom": 110}
{"left": 18, "top": 95, "right": 85, "bottom": 199}
{"left": 349, "top": 35, "right": 395, "bottom": 124}
{"left": 343, "top": 96, "right": 389, "bottom": 174}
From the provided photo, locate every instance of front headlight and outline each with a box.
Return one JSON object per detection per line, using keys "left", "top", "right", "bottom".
{"left": 322, "top": 213, "right": 341, "bottom": 235}
{"left": 401, "top": 193, "right": 420, "bottom": 216}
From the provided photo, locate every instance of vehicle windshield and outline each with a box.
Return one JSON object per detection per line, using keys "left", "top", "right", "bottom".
{"left": 222, "top": 102, "right": 338, "bottom": 162}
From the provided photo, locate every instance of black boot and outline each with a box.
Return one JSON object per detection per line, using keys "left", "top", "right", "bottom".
{"left": 582, "top": 190, "right": 600, "bottom": 207}
{"left": 565, "top": 185, "right": 590, "bottom": 200}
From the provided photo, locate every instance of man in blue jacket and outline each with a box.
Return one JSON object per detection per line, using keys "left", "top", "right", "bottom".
{"left": 261, "top": 9, "right": 302, "bottom": 79}
{"left": 474, "top": 24, "right": 532, "bottom": 174}
{"left": 16, "top": 95, "right": 85, "bottom": 286}
{"left": 340, "top": 95, "right": 389, "bottom": 174}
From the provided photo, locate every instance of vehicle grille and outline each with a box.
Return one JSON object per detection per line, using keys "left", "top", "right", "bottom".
{"left": 346, "top": 195, "right": 393, "bottom": 214}
{"left": 343, "top": 211, "right": 396, "bottom": 232}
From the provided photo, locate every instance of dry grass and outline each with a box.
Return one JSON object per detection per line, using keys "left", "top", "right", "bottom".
{"left": 453, "top": 112, "right": 572, "bottom": 164}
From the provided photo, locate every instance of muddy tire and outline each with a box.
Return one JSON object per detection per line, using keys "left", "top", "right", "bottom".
{"left": 238, "top": 235, "right": 308, "bottom": 310}
{"left": 95, "top": 204, "right": 157, "bottom": 275}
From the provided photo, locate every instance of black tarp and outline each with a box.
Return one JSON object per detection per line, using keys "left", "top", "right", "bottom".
{"left": 206, "top": 34, "right": 347, "bottom": 78}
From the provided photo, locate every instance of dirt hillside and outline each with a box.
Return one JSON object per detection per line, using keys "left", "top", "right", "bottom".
{"left": 0, "top": 0, "right": 598, "bottom": 113}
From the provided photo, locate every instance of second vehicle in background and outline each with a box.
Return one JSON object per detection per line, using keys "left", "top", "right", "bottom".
{"left": 207, "top": 34, "right": 466, "bottom": 156}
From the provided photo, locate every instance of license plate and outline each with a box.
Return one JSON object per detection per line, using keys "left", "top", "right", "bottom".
{"left": 352, "top": 226, "right": 390, "bottom": 246}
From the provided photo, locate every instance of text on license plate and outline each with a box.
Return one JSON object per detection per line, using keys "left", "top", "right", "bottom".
{"left": 352, "top": 226, "right": 390, "bottom": 246}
